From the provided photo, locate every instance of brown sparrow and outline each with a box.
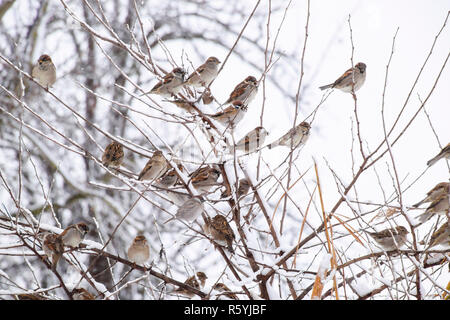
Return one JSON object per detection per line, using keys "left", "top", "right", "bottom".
{"left": 127, "top": 235, "right": 150, "bottom": 265}
{"left": 203, "top": 214, "right": 235, "bottom": 253}
{"left": 417, "top": 194, "right": 449, "bottom": 223}
{"left": 155, "top": 163, "right": 183, "bottom": 189}
{"left": 174, "top": 272, "right": 208, "bottom": 297}
{"left": 40, "top": 232, "right": 64, "bottom": 268}
{"left": 58, "top": 222, "right": 89, "bottom": 248}
{"left": 142, "top": 67, "right": 186, "bottom": 97}
{"left": 101, "top": 141, "right": 124, "bottom": 168}
{"left": 164, "top": 98, "right": 197, "bottom": 113}
{"left": 213, "top": 283, "right": 238, "bottom": 300}
{"left": 413, "top": 182, "right": 449, "bottom": 208}
{"left": 163, "top": 196, "right": 204, "bottom": 224}
{"left": 427, "top": 143, "right": 450, "bottom": 167}
{"left": 189, "top": 166, "right": 221, "bottom": 193}
{"left": 209, "top": 100, "right": 247, "bottom": 127}
{"left": 221, "top": 178, "right": 251, "bottom": 199}
{"left": 425, "top": 221, "right": 450, "bottom": 248}
{"left": 223, "top": 76, "right": 258, "bottom": 105}
{"left": 202, "top": 88, "right": 215, "bottom": 104}
{"left": 234, "top": 126, "right": 268, "bottom": 153}
{"left": 319, "top": 62, "right": 366, "bottom": 92}
{"left": 267, "top": 121, "right": 311, "bottom": 149}
{"left": 366, "top": 226, "right": 408, "bottom": 250}
{"left": 72, "top": 288, "right": 95, "bottom": 300}
{"left": 138, "top": 150, "right": 168, "bottom": 182}
{"left": 185, "top": 56, "right": 221, "bottom": 88}
{"left": 32, "top": 54, "right": 56, "bottom": 88}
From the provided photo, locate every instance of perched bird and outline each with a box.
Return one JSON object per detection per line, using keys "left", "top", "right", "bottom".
{"left": 190, "top": 166, "right": 221, "bottom": 193}
{"left": 164, "top": 98, "right": 198, "bottom": 113}
{"left": 101, "top": 141, "right": 124, "bottom": 168}
{"left": 202, "top": 88, "right": 215, "bottom": 104}
{"left": 154, "top": 163, "right": 183, "bottom": 189}
{"left": 32, "top": 54, "right": 57, "bottom": 88}
{"left": 58, "top": 222, "right": 89, "bottom": 248}
{"left": 413, "top": 182, "right": 449, "bottom": 208}
{"left": 212, "top": 283, "right": 238, "bottom": 300}
{"left": 127, "top": 235, "right": 150, "bottom": 265}
{"left": 40, "top": 232, "right": 64, "bottom": 269}
{"left": 203, "top": 214, "right": 235, "bottom": 253}
{"left": 234, "top": 126, "right": 268, "bottom": 153}
{"left": 209, "top": 100, "right": 247, "bottom": 128}
{"left": 416, "top": 194, "right": 449, "bottom": 224}
{"left": 138, "top": 150, "right": 168, "bottom": 182}
{"left": 164, "top": 190, "right": 191, "bottom": 207}
{"left": 366, "top": 226, "right": 408, "bottom": 250}
{"left": 220, "top": 178, "right": 251, "bottom": 199}
{"left": 142, "top": 67, "right": 186, "bottom": 97}
{"left": 223, "top": 76, "right": 258, "bottom": 105}
{"left": 319, "top": 62, "right": 366, "bottom": 93}
{"left": 424, "top": 221, "right": 449, "bottom": 248}
{"left": 72, "top": 288, "right": 95, "bottom": 300}
{"left": 427, "top": 143, "right": 450, "bottom": 167}
{"left": 185, "top": 56, "right": 221, "bottom": 88}
{"left": 267, "top": 121, "right": 311, "bottom": 149}
{"left": 173, "top": 272, "right": 208, "bottom": 297}
{"left": 163, "top": 196, "right": 204, "bottom": 224}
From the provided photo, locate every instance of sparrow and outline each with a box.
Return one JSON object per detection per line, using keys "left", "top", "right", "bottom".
{"left": 366, "top": 226, "right": 408, "bottom": 250}
{"left": 223, "top": 76, "right": 258, "bottom": 105}
{"left": 173, "top": 272, "right": 208, "bottom": 297}
{"left": 101, "top": 141, "right": 124, "bottom": 168}
{"left": 163, "top": 196, "right": 204, "bottom": 224}
{"left": 424, "top": 221, "right": 450, "bottom": 248}
{"left": 189, "top": 165, "right": 221, "bottom": 193}
{"left": 234, "top": 126, "right": 268, "bottom": 153}
{"left": 142, "top": 67, "right": 186, "bottom": 97}
{"left": 202, "top": 88, "right": 215, "bottom": 104}
{"left": 127, "top": 235, "right": 150, "bottom": 265}
{"left": 154, "top": 163, "right": 183, "bottom": 189}
{"left": 32, "top": 54, "right": 56, "bottom": 89}
{"left": 267, "top": 121, "right": 311, "bottom": 149}
{"left": 220, "top": 178, "right": 251, "bottom": 199}
{"left": 416, "top": 194, "right": 449, "bottom": 224}
{"left": 319, "top": 62, "right": 366, "bottom": 93}
{"left": 209, "top": 100, "right": 247, "bottom": 127}
{"left": 72, "top": 288, "right": 95, "bottom": 300}
{"left": 138, "top": 150, "right": 168, "bottom": 182}
{"left": 426, "top": 143, "right": 450, "bottom": 167}
{"left": 40, "top": 232, "right": 64, "bottom": 269}
{"left": 58, "top": 222, "right": 89, "bottom": 248}
{"left": 413, "top": 182, "right": 449, "bottom": 208}
{"left": 203, "top": 214, "right": 235, "bottom": 253}
{"left": 212, "top": 283, "right": 238, "bottom": 300}
{"left": 164, "top": 98, "right": 197, "bottom": 113}
{"left": 185, "top": 56, "right": 221, "bottom": 88}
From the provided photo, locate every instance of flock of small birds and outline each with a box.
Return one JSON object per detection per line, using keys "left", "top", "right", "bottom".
{"left": 29, "top": 53, "right": 449, "bottom": 299}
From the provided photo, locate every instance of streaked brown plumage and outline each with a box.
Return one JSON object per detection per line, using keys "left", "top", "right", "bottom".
{"left": 185, "top": 56, "right": 221, "bottom": 87}
{"left": 143, "top": 67, "right": 186, "bottom": 97}
{"left": 213, "top": 283, "right": 238, "bottom": 300}
{"left": 426, "top": 221, "right": 450, "bottom": 248}
{"left": 417, "top": 193, "right": 449, "bottom": 223}
{"left": 138, "top": 150, "right": 168, "bottom": 181}
{"left": 72, "top": 288, "right": 95, "bottom": 300}
{"left": 174, "top": 272, "right": 208, "bottom": 297}
{"left": 366, "top": 226, "right": 408, "bottom": 250}
{"left": 267, "top": 121, "right": 310, "bottom": 149}
{"left": 413, "top": 182, "right": 449, "bottom": 208}
{"left": 220, "top": 178, "right": 251, "bottom": 199}
{"left": 189, "top": 166, "right": 221, "bottom": 193}
{"left": 58, "top": 222, "right": 89, "bottom": 248}
{"left": 41, "top": 232, "right": 64, "bottom": 269}
{"left": 209, "top": 100, "right": 247, "bottom": 127}
{"left": 224, "top": 76, "right": 258, "bottom": 105}
{"left": 102, "top": 141, "right": 124, "bottom": 168}
{"left": 319, "top": 62, "right": 366, "bottom": 92}
{"left": 203, "top": 215, "right": 235, "bottom": 253}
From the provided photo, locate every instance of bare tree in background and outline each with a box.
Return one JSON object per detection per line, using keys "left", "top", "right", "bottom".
{"left": 0, "top": 0, "right": 448, "bottom": 300}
